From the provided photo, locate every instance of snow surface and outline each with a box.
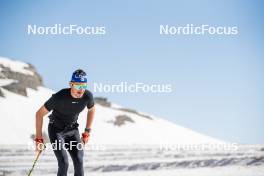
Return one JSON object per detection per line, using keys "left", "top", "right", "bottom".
{"left": 5, "top": 167, "right": 264, "bottom": 176}
{"left": 0, "top": 144, "right": 263, "bottom": 176}
{"left": 0, "top": 86, "right": 224, "bottom": 145}
{"left": 0, "top": 57, "right": 34, "bottom": 75}
{"left": 0, "top": 79, "right": 17, "bottom": 86}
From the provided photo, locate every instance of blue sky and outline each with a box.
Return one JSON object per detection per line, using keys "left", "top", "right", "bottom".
{"left": 0, "top": 0, "right": 263, "bottom": 144}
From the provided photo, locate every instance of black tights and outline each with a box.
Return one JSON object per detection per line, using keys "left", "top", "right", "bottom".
{"left": 48, "top": 124, "right": 84, "bottom": 176}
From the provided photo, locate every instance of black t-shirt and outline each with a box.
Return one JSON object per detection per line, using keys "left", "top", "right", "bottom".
{"left": 44, "top": 88, "right": 94, "bottom": 128}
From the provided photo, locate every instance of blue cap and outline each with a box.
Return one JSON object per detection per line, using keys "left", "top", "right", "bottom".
{"left": 71, "top": 69, "right": 87, "bottom": 83}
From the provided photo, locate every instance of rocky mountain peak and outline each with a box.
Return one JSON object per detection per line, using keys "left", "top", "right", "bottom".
{"left": 0, "top": 57, "right": 43, "bottom": 97}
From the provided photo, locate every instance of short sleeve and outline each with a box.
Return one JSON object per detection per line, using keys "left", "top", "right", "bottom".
{"left": 86, "top": 91, "right": 94, "bottom": 109}
{"left": 44, "top": 94, "right": 57, "bottom": 111}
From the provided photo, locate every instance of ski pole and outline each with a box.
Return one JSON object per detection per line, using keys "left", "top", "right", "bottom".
{"left": 27, "top": 144, "right": 46, "bottom": 176}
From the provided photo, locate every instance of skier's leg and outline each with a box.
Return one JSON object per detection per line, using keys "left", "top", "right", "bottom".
{"left": 67, "top": 129, "right": 84, "bottom": 176}
{"left": 48, "top": 125, "right": 69, "bottom": 176}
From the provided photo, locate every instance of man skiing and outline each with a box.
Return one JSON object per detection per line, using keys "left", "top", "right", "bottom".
{"left": 35, "top": 69, "right": 95, "bottom": 176}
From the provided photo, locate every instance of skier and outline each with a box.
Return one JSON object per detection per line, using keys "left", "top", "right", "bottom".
{"left": 35, "top": 69, "right": 95, "bottom": 176}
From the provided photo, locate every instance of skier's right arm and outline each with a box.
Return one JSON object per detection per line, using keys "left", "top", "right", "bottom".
{"left": 36, "top": 93, "right": 57, "bottom": 139}
{"left": 35, "top": 105, "right": 49, "bottom": 139}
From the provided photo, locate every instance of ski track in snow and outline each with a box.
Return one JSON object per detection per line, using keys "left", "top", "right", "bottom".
{"left": 0, "top": 145, "right": 263, "bottom": 176}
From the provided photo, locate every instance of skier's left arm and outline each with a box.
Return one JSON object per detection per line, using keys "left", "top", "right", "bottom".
{"left": 85, "top": 92, "right": 95, "bottom": 131}
{"left": 82, "top": 106, "right": 95, "bottom": 144}
{"left": 82, "top": 92, "right": 95, "bottom": 144}
{"left": 85, "top": 106, "right": 95, "bottom": 130}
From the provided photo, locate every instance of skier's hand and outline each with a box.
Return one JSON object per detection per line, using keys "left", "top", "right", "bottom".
{"left": 81, "top": 132, "right": 90, "bottom": 144}
{"left": 35, "top": 138, "right": 45, "bottom": 152}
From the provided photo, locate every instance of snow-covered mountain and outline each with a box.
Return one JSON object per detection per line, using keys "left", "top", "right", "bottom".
{"left": 0, "top": 57, "right": 223, "bottom": 145}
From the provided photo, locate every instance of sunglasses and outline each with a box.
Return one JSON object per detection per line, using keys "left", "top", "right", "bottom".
{"left": 72, "top": 83, "right": 87, "bottom": 90}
